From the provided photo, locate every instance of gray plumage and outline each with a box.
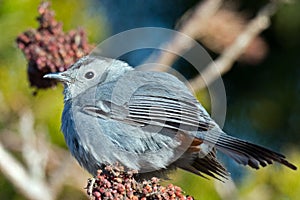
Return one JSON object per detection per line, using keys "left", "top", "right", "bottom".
{"left": 44, "top": 55, "right": 297, "bottom": 180}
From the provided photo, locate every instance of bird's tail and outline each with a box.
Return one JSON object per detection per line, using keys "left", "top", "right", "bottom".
{"left": 179, "top": 150, "right": 229, "bottom": 181}
{"left": 204, "top": 133, "right": 297, "bottom": 170}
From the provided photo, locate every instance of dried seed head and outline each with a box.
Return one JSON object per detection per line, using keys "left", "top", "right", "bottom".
{"left": 86, "top": 164, "right": 194, "bottom": 200}
{"left": 16, "top": 1, "right": 93, "bottom": 89}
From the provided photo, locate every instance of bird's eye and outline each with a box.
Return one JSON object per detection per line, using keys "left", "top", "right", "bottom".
{"left": 84, "top": 71, "right": 94, "bottom": 79}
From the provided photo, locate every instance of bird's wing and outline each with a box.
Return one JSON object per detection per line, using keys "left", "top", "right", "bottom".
{"left": 79, "top": 70, "right": 231, "bottom": 179}
{"left": 83, "top": 70, "right": 215, "bottom": 133}
{"left": 79, "top": 70, "right": 297, "bottom": 176}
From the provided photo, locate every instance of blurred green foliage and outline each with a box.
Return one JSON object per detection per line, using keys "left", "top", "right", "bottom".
{"left": 0, "top": 0, "right": 299, "bottom": 200}
{"left": 0, "top": 0, "right": 104, "bottom": 199}
{"left": 274, "top": 0, "right": 300, "bottom": 47}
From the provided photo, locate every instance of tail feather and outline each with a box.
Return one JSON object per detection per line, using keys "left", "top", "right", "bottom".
{"left": 181, "top": 151, "right": 229, "bottom": 181}
{"left": 206, "top": 133, "right": 297, "bottom": 170}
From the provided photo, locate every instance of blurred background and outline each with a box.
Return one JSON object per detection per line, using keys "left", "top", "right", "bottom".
{"left": 0, "top": 0, "right": 299, "bottom": 199}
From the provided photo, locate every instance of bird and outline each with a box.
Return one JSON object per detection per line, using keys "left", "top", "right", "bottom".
{"left": 44, "top": 55, "right": 297, "bottom": 180}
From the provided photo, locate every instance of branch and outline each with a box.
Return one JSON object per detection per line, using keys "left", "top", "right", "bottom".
{"left": 20, "top": 110, "right": 48, "bottom": 181}
{"left": 0, "top": 109, "right": 89, "bottom": 199}
{"left": 0, "top": 141, "right": 53, "bottom": 200}
{"left": 189, "top": 2, "right": 278, "bottom": 89}
{"left": 150, "top": 0, "right": 278, "bottom": 91}
{"left": 149, "top": 0, "right": 222, "bottom": 69}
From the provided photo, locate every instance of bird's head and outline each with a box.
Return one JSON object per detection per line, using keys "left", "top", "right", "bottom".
{"left": 44, "top": 55, "right": 131, "bottom": 101}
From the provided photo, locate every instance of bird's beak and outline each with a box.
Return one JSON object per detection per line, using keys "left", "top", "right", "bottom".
{"left": 43, "top": 72, "right": 72, "bottom": 83}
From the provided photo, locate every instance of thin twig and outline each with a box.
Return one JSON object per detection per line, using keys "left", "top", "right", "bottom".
{"left": 0, "top": 141, "right": 53, "bottom": 200}
{"left": 147, "top": 0, "right": 222, "bottom": 70}
{"left": 20, "top": 110, "right": 47, "bottom": 181}
{"left": 189, "top": 2, "right": 277, "bottom": 90}
{"left": 150, "top": 0, "right": 278, "bottom": 92}
{"left": 0, "top": 125, "right": 88, "bottom": 198}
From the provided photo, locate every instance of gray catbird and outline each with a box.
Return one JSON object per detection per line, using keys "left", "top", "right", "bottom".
{"left": 44, "top": 55, "right": 296, "bottom": 180}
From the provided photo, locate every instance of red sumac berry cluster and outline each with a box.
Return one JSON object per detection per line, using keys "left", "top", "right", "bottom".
{"left": 87, "top": 165, "right": 194, "bottom": 200}
{"left": 16, "top": 1, "right": 92, "bottom": 88}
